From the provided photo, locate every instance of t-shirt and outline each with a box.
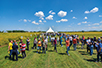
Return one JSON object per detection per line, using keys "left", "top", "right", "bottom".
{"left": 69, "top": 36, "right": 72, "bottom": 41}
{"left": 54, "top": 40, "right": 57, "bottom": 45}
{"left": 9, "top": 42, "right": 13, "bottom": 50}
{"left": 38, "top": 41, "right": 41, "bottom": 46}
{"left": 73, "top": 39, "right": 77, "bottom": 44}
{"left": 26, "top": 39, "right": 30, "bottom": 44}
{"left": 21, "top": 44, "right": 26, "bottom": 51}
{"left": 60, "top": 36, "right": 63, "bottom": 42}
{"left": 66, "top": 40, "right": 70, "bottom": 47}
{"left": 99, "top": 43, "right": 102, "bottom": 52}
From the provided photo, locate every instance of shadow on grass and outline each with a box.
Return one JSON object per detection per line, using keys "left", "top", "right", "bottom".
{"left": 58, "top": 53, "right": 67, "bottom": 55}
{"left": 48, "top": 50, "right": 54, "bottom": 52}
{"left": 79, "top": 51, "right": 89, "bottom": 55}
{"left": 84, "top": 58, "right": 97, "bottom": 62}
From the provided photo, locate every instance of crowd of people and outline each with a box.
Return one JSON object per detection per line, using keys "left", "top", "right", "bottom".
{"left": 8, "top": 33, "right": 102, "bottom": 62}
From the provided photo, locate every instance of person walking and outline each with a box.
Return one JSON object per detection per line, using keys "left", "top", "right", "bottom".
{"left": 12, "top": 42, "right": 18, "bottom": 61}
{"left": 26, "top": 38, "right": 30, "bottom": 50}
{"left": 8, "top": 40, "right": 13, "bottom": 59}
{"left": 66, "top": 38, "right": 70, "bottom": 56}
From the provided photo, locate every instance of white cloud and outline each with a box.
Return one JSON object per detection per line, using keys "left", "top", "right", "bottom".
{"left": 84, "top": 11, "right": 90, "bottom": 14}
{"left": 82, "top": 21, "right": 87, "bottom": 23}
{"left": 60, "top": 19, "right": 68, "bottom": 22}
{"left": 24, "top": 19, "right": 27, "bottom": 22}
{"left": 49, "top": 10, "right": 55, "bottom": 15}
{"left": 58, "top": 10, "right": 67, "bottom": 17}
{"left": 34, "top": 11, "right": 44, "bottom": 18}
{"left": 100, "top": 21, "right": 102, "bottom": 23}
{"left": 78, "top": 23, "right": 81, "bottom": 25}
{"left": 18, "top": 19, "right": 22, "bottom": 22}
{"left": 49, "top": 10, "right": 52, "bottom": 13}
{"left": 40, "top": 17, "right": 44, "bottom": 20}
{"left": 43, "top": 20, "right": 46, "bottom": 22}
{"left": 84, "top": 17, "right": 88, "bottom": 19}
{"left": 93, "top": 23, "right": 99, "bottom": 25}
{"left": 84, "top": 7, "right": 99, "bottom": 14}
{"left": 72, "top": 17, "right": 77, "bottom": 19}
{"left": 56, "top": 19, "right": 68, "bottom": 23}
{"left": 46, "top": 15, "right": 53, "bottom": 20}
{"left": 70, "top": 10, "right": 73, "bottom": 12}
{"left": 90, "top": 7, "right": 98, "bottom": 13}
{"left": 39, "top": 20, "right": 42, "bottom": 23}
{"left": 99, "top": 15, "right": 102, "bottom": 17}
{"left": 32, "top": 21, "right": 39, "bottom": 25}
{"left": 92, "top": 27, "right": 97, "bottom": 29}
{"left": 28, "top": 20, "right": 31, "bottom": 22}
{"left": 51, "top": 12, "right": 55, "bottom": 14}
{"left": 56, "top": 21, "right": 61, "bottom": 23}
{"left": 88, "top": 24, "right": 91, "bottom": 26}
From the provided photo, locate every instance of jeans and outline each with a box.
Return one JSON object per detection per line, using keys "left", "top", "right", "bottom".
{"left": 67, "top": 46, "right": 70, "bottom": 54}
{"left": 43, "top": 47, "right": 46, "bottom": 53}
{"left": 60, "top": 41, "right": 63, "bottom": 46}
{"left": 97, "top": 52, "right": 102, "bottom": 62}
{"left": 54, "top": 44, "right": 57, "bottom": 51}
{"left": 33, "top": 44, "right": 36, "bottom": 49}
{"left": 90, "top": 47, "right": 93, "bottom": 55}
{"left": 22, "top": 51, "right": 26, "bottom": 58}
{"left": 81, "top": 42, "right": 84, "bottom": 49}
{"left": 10, "top": 50, "right": 13, "bottom": 56}
{"left": 69, "top": 41, "right": 72, "bottom": 50}
{"left": 73, "top": 44, "right": 76, "bottom": 50}
{"left": 12, "top": 52, "right": 18, "bottom": 61}
{"left": 27, "top": 44, "right": 29, "bottom": 50}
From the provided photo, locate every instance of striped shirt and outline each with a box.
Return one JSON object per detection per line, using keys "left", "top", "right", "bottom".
{"left": 21, "top": 44, "right": 26, "bottom": 51}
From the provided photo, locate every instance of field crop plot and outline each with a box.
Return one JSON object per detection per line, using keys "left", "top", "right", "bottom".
{"left": 0, "top": 32, "right": 102, "bottom": 68}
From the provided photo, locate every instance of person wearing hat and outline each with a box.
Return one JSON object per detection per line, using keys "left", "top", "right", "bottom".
{"left": 37, "top": 38, "right": 41, "bottom": 53}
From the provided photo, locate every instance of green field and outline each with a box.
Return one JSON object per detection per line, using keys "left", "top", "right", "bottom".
{"left": 0, "top": 32, "right": 102, "bottom": 68}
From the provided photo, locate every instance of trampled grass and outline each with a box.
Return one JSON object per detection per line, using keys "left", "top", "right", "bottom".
{"left": 0, "top": 32, "right": 102, "bottom": 68}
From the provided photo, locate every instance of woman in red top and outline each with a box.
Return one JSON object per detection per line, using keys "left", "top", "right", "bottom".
{"left": 66, "top": 38, "right": 70, "bottom": 56}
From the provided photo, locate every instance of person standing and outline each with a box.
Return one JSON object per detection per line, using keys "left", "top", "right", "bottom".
{"left": 45, "top": 38, "right": 48, "bottom": 51}
{"left": 26, "top": 38, "right": 30, "bottom": 50}
{"left": 33, "top": 38, "right": 37, "bottom": 49}
{"left": 73, "top": 37, "right": 77, "bottom": 51}
{"left": 42, "top": 39, "right": 46, "bottom": 54}
{"left": 19, "top": 39, "right": 22, "bottom": 54}
{"left": 69, "top": 35, "right": 72, "bottom": 49}
{"left": 21, "top": 42, "right": 26, "bottom": 58}
{"left": 86, "top": 37, "right": 91, "bottom": 53}
{"left": 66, "top": 38, "right": 70, "bottom": 56}
{"left": 60, "top": 35, "right": 63, "bottom": 47}
{"left": 54, "top": 37, "right": 58, "bottom": 52}
{"left": 96, "top": 40, "right": 102, "bottom": 62}
{"left": 12, "top": 42, "right": 18, "bottom": 61}
{"left": 90, "top": 38, "right": 94, "bottom": 55}
{"left": 8, "top": 40, "right": 13, "bottom": 59}
{"left": 37, "top": 39, "right": 41, "bottom": 53}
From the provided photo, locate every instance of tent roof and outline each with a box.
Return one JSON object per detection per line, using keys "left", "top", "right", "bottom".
{"left": 46, "top": 27, "right": 54, "bottom": 33}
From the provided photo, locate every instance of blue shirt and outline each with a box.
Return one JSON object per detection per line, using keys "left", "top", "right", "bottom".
{"left": 60, "top": 36, "right": 63, "bottom": 42}
{"left": 99, "top": 43, "right": 102, "bottom": 52}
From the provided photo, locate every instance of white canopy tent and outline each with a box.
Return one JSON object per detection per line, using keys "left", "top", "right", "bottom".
{"left": 46, "top": 27, "right": 54, "bottom": 33}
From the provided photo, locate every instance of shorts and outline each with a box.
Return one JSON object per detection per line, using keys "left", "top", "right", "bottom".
{"left": 37, "top": 46, "right": 41, "bottom": 50}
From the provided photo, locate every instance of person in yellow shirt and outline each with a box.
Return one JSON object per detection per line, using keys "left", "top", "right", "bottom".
{"left": 37, "top": 39, "right": 41, "bottom": 53}
{"left": 8, "top": 40, "right": 13, "bottom": 59}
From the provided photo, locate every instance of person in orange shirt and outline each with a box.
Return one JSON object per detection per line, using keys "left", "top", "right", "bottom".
{"left": 37, "top": 39, "right": 41, "bottom": 53}
{"left": 73, "top": 37, "right": 77, "bottom": 51}
{"left": 66, "top": 38, "right": 70, "bottom": 56}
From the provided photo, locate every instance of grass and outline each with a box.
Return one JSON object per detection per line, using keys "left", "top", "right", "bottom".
{"left": 0, "top": 32, "right": 102, "bottom": 68}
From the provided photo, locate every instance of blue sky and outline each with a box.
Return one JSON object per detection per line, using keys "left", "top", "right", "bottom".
{"left": 0, "top": 0, "right": 102, "bottom": 31}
